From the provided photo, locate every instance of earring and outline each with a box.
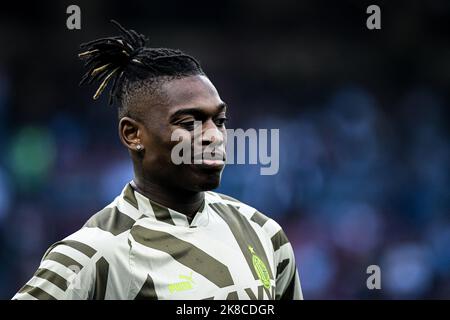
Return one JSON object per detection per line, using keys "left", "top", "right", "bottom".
{"left": 136, "top": 144, "right": 144, "bottom": 151}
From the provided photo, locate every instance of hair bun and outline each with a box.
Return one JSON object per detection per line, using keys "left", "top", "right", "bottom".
{"left": 78, "top": 20, "right": 147, "bottom": 103}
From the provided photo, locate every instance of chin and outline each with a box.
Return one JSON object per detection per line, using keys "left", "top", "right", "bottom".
{"left": 198, "top": 180, "right": 221, "bottom": 191}
{"left": 194, "top": 172, "right": 222, "bottom": 191}
{"left": 180, "top": 166, "right": 224, "bottom": 192}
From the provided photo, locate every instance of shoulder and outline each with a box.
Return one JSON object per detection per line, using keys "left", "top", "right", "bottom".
{"left": 43, "top": 197, "right": 140, "bottom": 270}
{"left": 33, "top": 200, "right": 139, "bottom": 299}
{"left": 16, "top": 186, "right": 141, "bottom": 300}
{"left": 206, "top": 191, "right": 290, "bottom": 251}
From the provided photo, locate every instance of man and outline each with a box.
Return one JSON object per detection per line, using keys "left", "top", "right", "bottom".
{"left": 13, "top": 21, "right": 302, "bottom": 300}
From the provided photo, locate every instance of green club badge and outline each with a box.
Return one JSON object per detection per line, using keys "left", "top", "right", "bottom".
{"left": 249, "top": 246, "right": 271, "bottom": 289}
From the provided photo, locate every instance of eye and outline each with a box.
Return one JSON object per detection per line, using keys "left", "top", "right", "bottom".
{"left": 179, "top": 120, "right": 197, "bottom": 131}
{"left": 215, "top": 117, "right": 228, "bottom": 127}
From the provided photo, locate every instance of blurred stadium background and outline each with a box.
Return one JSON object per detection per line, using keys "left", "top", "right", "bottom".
{"left": 0, "top": 0, "right": 449, "bottom": 299}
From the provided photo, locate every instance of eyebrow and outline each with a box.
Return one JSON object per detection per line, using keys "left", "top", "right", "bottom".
{"left": 169, "top": 103, "right": 227, "bottom": 121}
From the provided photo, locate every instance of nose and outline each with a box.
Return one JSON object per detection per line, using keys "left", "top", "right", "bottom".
{"left": 201, "top": 119, "right": 224, "bottom": 146}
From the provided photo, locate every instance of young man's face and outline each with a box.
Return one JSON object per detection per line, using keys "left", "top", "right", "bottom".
{"left": 136, "top": 75, "right": 228, "bottom": 192}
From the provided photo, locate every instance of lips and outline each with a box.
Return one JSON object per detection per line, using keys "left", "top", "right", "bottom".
{"left": 192, "top": 150, "right": 226, "bottom": 162}
{"left": 192, "top": 149, "right": 226, "bottom": 170}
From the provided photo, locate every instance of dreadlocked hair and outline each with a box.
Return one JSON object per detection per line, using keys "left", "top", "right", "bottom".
{"left": 78, "top": 20, "right": 204, "bottom": 118}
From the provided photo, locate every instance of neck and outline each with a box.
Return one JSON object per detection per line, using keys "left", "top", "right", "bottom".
{"left": 131, "top": 176, "right": 204, "bottom": 218}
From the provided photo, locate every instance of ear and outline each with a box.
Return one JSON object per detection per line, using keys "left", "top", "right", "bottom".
{"left": 118, "top": 117, "right": 145, "bottom": 152}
